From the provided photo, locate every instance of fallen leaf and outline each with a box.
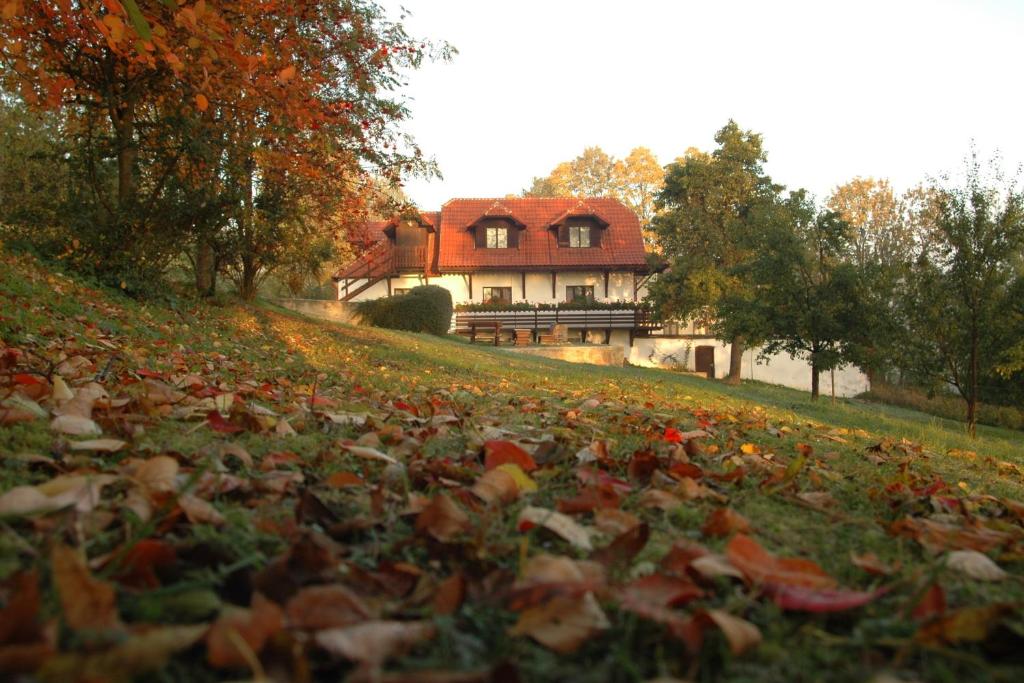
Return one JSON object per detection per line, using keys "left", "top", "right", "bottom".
{"left": 702, "top": 609, "right": 762, "bottom": 655}
{"left": 945, "top": 550, "right": 1008, "bottom": 582}
{"left": 315, "top": 620, "right": 435, "bottom": 665}
{"left": 484, "top": 440, "right": 537, "bottom": 472}
{"left": 206, "top": 593, "right": 283, "bottom": 669}
{"left": 518, "top": 506, "right": 593, "bottom": 550}
{"left": 286, "top": 584, "right": 372, "bottom": 630}
{"left": 133, "top": 455, "right": 179, "bottom": 493}
{"left": 50, "top": 414, "right": 101, "bottom": 436}
{"left": 850, "top": 552, "right": 899, "bottom": 576}
{"left": 766, "top": 583, "right": 888, "bottom": 613}
{"left": 916, "top": 604, "right": 1014, "bottom": 645}
{"left": 51, "top": 544, "right": 121, "bottom": 631}
{"left": 725, "top": 534, "right": 836, "bottom": 589}
{"left": 415, "top": 494, "right": 471, "bottom": 543}
{"left": 701, "top": 507, "right": 751, "bottom": 538}
{"left": 509, "top": 593, "right": 608, "bottom": 653}
{"left": 68, "top": 438, "right": 126, "bottom": 452}
{"left": 178, "top": 494, "right": 225, "bottom": 526}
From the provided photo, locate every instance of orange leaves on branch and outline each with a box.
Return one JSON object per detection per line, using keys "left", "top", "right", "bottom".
{"left": 195, "top": 93, "right": 208, "bottom": 111}
{"left": 277, "top": 64, "right": 296, "bottom": 84}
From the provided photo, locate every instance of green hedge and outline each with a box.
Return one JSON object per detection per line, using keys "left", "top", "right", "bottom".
{"left": 356, "top": 285, "right": 453, "bottom": 335}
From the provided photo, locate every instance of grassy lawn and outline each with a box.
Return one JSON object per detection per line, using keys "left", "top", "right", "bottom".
{"left": 2, "top": 250, "right": 1023, "bottom": 682}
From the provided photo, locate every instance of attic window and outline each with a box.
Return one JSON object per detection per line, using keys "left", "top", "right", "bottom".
{"left": 568, "top": 225, "right": 591, "bottom": 248}
{"left": 485, "top": 225, "right": 509, "bottom": 249}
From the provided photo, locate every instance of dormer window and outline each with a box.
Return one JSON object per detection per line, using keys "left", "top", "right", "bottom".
{"left": 568, "top": 225, "right": 591, "bottom": 248}
{"left": 485, "top": 225, "right": 509, "bottom": 249}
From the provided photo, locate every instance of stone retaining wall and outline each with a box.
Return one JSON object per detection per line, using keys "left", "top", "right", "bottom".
{"left": 504, "top": 344, "right": 624, "bottom": 367}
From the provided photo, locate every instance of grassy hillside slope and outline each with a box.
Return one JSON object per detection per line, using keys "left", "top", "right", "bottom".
{"left": 1, "top": 250, "right": 1023, "bottom": 683}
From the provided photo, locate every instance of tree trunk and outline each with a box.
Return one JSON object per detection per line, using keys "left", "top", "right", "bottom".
{"left": 239, "top": 254, "right": 258, "bottom": 301}
{"left": 237, "top": 154, "right": 257, "bottom": 301}
{"left": 195, "top": 234, "right": 216, "bottom": 297}
{"left": 967, "top": 324, "right": 978, "bottom": 438}
{"left": 811, "top": 362, "right": 820, "bottom": 400}
{"left": 725, "top": 335, "right": 745, "bottom": 385}
{"left": 114, "top": 99, "right": 136, "bottom": 208}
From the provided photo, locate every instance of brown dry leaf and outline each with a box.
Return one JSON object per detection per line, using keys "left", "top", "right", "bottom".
{"left": 850, "top": 552, "right": 899, "bottom": 576}
{"left": 286, "top": 584, "right": 372, "bottom": 630}
{"left": 206, "top": 593, "right": 283, "bottom": 669}
{"left": 178, "top": 494, "right": 225, "bottom": 526}
{"left": 34, "top": 624, "right": 207, "bottom": 682}
{"left": 518, "top": 506, "right": 593, "bottom": 550}
{"left": 945, "top": 550, "right": 1008, "bottom": 582}
{"left": 50, "top": 414, "right": 101, "bottom": 436}
{"left": 51, "top": 544, "right": 121, "bottom": 631}
{"left": 52, "top": 382, "right": 107, "bottom": 418}
{"left": 796, "top": 491, "right": 838, "bottom": 509}
{"left": 702, "top": 609, "right": 762, "bottom": 655}
{"left": 133, "top": 456, "right": 179, "bottom": 493}
{"left": 314, "top": 620, "right": 435, "bottom": 665}
{"left": 68, "top": 438, "right": 126, "bottom": 452}
{"left": 916, "top": 604, "right": 1014, "bottom": 645}
{"left": 471, "top": 467, "right": 520, "bottom": 506}
{"left": 143, "top": 378, "right": 185, "bottom": 406}
{"left": 340, "top": 442, "right": 399, "bottom": 466}
{"left": 690, "top": 554, "right": 744, "bottom": 581}
{"left": 415, "top": 494, "right": 471, "bottom": 543}
{"left": 639, "top": 488, "right": 683, "bottom": 511}
{"left": 508, "top": 593, "right": 609, "bottom": 653}
{"left": 594, "top": 508, "right": 642, "bottom": 537}
{"left": 0, "top": 473, "right": 118, "bottom": 517}
{"left": 432, "top": 574, "right": 466, "bottom": 616}
{"left": 701, "top": 507, "right": 751, "bottom": 538}
{"left": 677, "top": 477, "right": 727, "bottom": 502}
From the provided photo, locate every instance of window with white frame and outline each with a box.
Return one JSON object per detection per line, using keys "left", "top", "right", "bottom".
{"left": 485, "top": 225, "right": 509, "bottom": 248}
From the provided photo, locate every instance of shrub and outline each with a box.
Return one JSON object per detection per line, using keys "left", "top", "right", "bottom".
{"left": 356, "top": 285, "right": 453, "bottom": 335}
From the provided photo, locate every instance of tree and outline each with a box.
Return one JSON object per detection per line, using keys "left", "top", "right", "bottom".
{"left": 900, "top": 153, "right": 1024, "bottom": 436}
{"left": 723, "top": 191, "right": 865, "bottom": 399}
{"left": 827, "top": 177, "right": 914, "bottom": 270}
{"left": 0, "top": 1, "right": 448, "bottom": 293}
{"left": 522, "top": 146, "right": 664, "bottom": 243}
{"left": 649, "top": 121, "right": 782, "bottom": 384}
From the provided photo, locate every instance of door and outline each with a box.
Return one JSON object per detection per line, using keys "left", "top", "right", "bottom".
{"left": 695, "top": 346, "right": 715, "bottom": 377}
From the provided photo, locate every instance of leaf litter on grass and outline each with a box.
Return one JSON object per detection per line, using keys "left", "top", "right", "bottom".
{"left": 1, "top": 251, "right": 1024, "bottom": 682}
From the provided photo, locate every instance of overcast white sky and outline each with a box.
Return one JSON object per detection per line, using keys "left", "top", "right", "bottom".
{"left": 382, "top": 0, "right": 1023, "bottom": 210}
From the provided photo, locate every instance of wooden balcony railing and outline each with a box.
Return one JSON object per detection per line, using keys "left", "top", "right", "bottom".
{"left": 454, "top": 307, "right": 661, "bottom": 332}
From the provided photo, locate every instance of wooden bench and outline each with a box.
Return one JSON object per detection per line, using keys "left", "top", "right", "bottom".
{"left": 538, "top": 323, "right": 568, "bottom": 345}
{"left": 456, "top": 320, "right": 503, "bottom": 345}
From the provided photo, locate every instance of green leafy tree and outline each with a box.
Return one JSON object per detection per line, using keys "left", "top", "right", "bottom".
{"left": 900, "top": 153, "right": 1024, "bottom": 436}
{"left": 649, "top": 121, "right": 781, "bottom": 384}
{"left": 723, "top": 192, "right": 865, "bottom": 399}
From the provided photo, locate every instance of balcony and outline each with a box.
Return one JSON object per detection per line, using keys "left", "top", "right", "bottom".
{"left": 454, "top": 306, "right": 661, "bottom": 332}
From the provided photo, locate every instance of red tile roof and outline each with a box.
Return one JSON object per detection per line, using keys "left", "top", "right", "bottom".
{"left": 335, "top": 198, "right": 648, "bottom": 279}
{"left": 438, "top": 197, "right": 647, "bottom": 271}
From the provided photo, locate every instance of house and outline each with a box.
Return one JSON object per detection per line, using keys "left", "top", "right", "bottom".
{"left": 331, "top": 196, "right": 871, "bottom": 396}
{"left": 334, "top": 197, "right": 661, "bottom": 349}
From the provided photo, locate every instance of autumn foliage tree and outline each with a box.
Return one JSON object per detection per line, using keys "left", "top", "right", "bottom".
{"left": 0, "top": 0, "right": 447, "bottom": 295}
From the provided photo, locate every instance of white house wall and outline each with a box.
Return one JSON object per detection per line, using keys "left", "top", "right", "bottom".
{"left": 343, "top": 271, "right": 639, "bottom": 306}
{"left": 629, "top": 338, "right": 870, "bottom": 398}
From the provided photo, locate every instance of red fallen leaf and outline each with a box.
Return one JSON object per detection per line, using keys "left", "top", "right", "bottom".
{"left": 325, "top": 471, "right": 364, "bottom": 488}
{"left": 702, "top": 508, "right": 752, "bottom": 538}
{"left": 669, "top": 462, "right": 704, "bottom": 480}
{"left": 135, "top": 368, "right": 164, "bottom": 379}
{"left": 432, "top": 574, "right": 466, "bottom": 615}
{"left": 206, "top": 410, "right": 244, "bottom": 434}
{"left": 392, "top": 400, "right": 418, "bottom": 416}
{"left": 12, "top": 373, "right": 44, "bottom": 385}
{"left": 517, "top": 519, "right": 537, "bottom": 532}
{"left": 765, "top": 583, "right": 888, "bottom": 612}
{"left": 660, "top": 540, "right": 710, "bottom": 577}
{"left": 850, "top": 551, "right": 899, "bottom": 576}
{"left": 627, "top": 449, "right": 659, "bottom": 482}
{"left": 0, "top": 571, "right": 42, "bottom": 644}
{"left": 591, "top": 522, "right": 650, "bottom": 568}
{"left": 207, "top": 593, "right": 284, "bottom": 668}
{"left": 556, "top": 485, "right": 620, "bottom": 515}
{"left": 310, "top": 394, "right": 338, "bottom": 407}
{"left": 912, "top": 583, "right": 946, "bottom": 621}
{"left": 115, "top": 539, "right": 177, "bottom": 589}
{"left": 576, "top": 467, "right": 632, "bottom": 494}
{"left": 260, "top": 450, "right": 302, "bottom": 471}
{"left": 725, "top": 534, "right": 836, "bottom": 589}
{"left": 484, "top": 440, "right": 536, "bottom": 472}
{"left": 663, "top": 427, "right": 683, "bottom": 443}
{"left": 620, "top": 573, "right": 704, "bottom": 608}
